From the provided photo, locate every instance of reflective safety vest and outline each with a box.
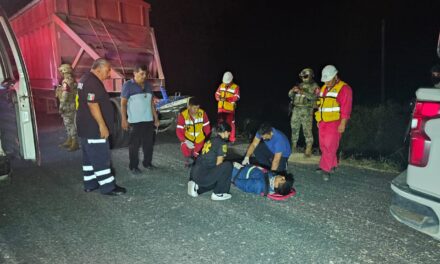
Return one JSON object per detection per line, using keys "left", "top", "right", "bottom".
{"left": 315, "top": 81, "right": 346, "bottom": 122}
{"left": 181, "top": 108, "right": 207, "bottom": 143}
{"left": 217, "top": 83, "right": 239, "bottom": 112}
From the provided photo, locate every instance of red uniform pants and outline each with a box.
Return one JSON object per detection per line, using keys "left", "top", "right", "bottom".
{"left": 318, "top": 121, "right": 341, "bottom": 172}
{"left": 217, "top": 112, "right": 236, "bottom": 142}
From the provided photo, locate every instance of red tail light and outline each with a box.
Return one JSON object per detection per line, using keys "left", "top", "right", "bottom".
{"left": 409, "top": 102, "right": 440, "bottom": 166}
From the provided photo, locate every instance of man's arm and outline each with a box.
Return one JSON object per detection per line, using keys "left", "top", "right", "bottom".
{"left": 88, "top": 102, "right": 109, "bottom": 139}
{"left": 202, "top": 112, "right": 211, "bottom": 136}
{"left": 151, "top": 97, "right": 160, "bottom": 128}
{"left": 120, "top": 97, "right": 129, "bottom": 131}
{"left": 176, "top": 114, "right": 186, "bottom": 142}
{"left": 271, "top": 153, "right": 282, "bottom": 171}
{"left": 244, "top": 137, "right": 261, "bottom": 159}
{"left": 337, "top": 85, "right": 353, "bottom": 133}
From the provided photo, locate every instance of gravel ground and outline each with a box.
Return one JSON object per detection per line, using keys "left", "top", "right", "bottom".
{"left": 0, "top": 118, "right": 439, "bottom": 264}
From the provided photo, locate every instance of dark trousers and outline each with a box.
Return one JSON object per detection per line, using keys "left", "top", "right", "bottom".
{"left": 129, "top": 121, "right": 155, "bottom": 169}
{"left": 190, "top": 162, "right": 233, "bottom": 194}
{"left": 254, "top": 142, "right": 288, "bottom": 172}
{"left": 80, "top": 137, "right": 115, "bottom": 194}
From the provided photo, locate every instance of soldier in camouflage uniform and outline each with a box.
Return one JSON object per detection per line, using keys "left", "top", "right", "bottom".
{"left": 56, "top": 64, "right": 79, "bottom": 151}
{"left": 288, "top": 68, "right": 319, "bottom": 157}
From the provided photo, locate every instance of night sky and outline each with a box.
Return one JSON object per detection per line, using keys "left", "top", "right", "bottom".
{"left": 1, "top": 0, "right": 439, "bottom": 125}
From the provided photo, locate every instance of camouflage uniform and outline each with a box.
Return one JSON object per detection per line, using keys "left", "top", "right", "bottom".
{"left": 56, "top": 64, "right": 79, "bottom": 151}
{"left": 289, "top": 68, "right": 319, "bottom": 156}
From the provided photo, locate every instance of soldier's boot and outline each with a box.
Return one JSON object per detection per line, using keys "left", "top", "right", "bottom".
{"left": 67, "top": 137, "right": 79, "bottom": 152}
{"left": 59, "top": 137, "right": 72, "bottom": 148}
{"left": 304, "top": 144, "right": 313, "bottom": 158}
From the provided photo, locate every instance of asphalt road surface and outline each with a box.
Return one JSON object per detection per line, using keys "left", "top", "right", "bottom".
{"left": 1, "top": 118, "right": 439, "bottom": 264}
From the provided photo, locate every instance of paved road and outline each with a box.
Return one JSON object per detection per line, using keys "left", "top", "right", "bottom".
{"left": 1, "top": 121, "right": 439, "bottom": 264}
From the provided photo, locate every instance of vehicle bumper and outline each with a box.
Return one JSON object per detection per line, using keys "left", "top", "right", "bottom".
{"left": 390, "top": 170, "right": 440, "bottom": 240}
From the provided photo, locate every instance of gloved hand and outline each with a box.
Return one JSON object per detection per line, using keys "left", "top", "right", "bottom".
{"left": 184, "top": 140, "right": 195, "bottom": 149}
{"left": 241, "top": 156, "right": 250, "bottom": 165}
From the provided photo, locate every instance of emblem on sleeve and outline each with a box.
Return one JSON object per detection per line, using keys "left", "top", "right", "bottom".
{"left": 87, "top": 93, "right": 95, "bottom": 101}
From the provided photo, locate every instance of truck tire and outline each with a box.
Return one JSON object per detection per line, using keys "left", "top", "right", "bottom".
{"left": 109, "top": 97, "right": 129, "bottom": 149}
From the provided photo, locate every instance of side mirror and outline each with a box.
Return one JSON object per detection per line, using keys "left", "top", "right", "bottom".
{"left": 0, "top": 78, "right": 16, "bottom": 90}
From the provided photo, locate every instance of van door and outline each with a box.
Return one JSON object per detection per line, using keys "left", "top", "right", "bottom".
{"left": 0, "top": 7, "right": 39, "bottom": 163}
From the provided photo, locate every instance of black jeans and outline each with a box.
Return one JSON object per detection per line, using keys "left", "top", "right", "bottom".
{"left": 128, "top": 121, "right": 155, "bottom": 169}
{"left": 253, "top": 142, "right": 288, "bottom": 172}
{"left": 190, "top": 162, "right": 233, "bottom": 194}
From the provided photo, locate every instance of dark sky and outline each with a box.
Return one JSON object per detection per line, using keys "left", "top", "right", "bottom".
{"left": 1, "top": 0, "right": 440, "bottom": 125}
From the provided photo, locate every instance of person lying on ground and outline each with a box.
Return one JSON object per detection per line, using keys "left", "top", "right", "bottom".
{"left": 231, "top": 162, "right": 294, "bottom": 196}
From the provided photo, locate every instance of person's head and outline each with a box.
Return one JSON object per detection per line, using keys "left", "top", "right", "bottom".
{"left": 274, "top": 172, "right": 294, "bottom": 195}
{"left": 187, "top": 97, "right": 201, "bottom": 116}
{"left": 321, "top": 65, "right": 339, "bottom": 88}
{"left": 91, "top": 58, "right": 111, "bottom": 81}
{"left": 257, "top": 122, "right": 273, "bottom": 141}
{"left": 299, "top": 68, "right": 314, "bottom": 83}
{"left": 58, "top": 64, "right": 73, "bottom": 75}
{"left": 215, "top": 122, "right": 232, "bottom": 140}
{"left": 222, "top": 71, "right": 233, "bottom": 85}
{"left": 431, "top": 64, "right": 440, "bottom": 86}
{"left": 133, "top": 64, "right": 148, "bottom": 84}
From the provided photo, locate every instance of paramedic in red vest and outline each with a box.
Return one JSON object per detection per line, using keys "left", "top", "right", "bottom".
{"left": 315, "top": 65, "right": 353, "bottom": 181}
{"left": 176, "top": 97, "right": 211, "bottom": 166}
{"left": 215, "top": 71, "right": 240, "bottom": 143}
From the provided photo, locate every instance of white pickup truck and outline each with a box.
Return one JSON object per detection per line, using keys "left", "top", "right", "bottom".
{"left": 390, "top": 88, "right": 440, "bottom": 240}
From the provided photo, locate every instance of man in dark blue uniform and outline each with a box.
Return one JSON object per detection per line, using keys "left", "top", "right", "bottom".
{"left": 76, "top": 58, "right": 126, "bottom": 196}
{"left": 187, "top": 122, "right": 233, "bottom": 201}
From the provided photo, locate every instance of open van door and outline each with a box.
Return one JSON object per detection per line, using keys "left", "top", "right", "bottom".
{"left": 0, "top": 7, "right": 40, "bottom": 164}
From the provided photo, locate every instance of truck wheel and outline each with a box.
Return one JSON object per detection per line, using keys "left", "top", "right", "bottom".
{"left": 109, "top": 97, "right": 129, "bottom": 148}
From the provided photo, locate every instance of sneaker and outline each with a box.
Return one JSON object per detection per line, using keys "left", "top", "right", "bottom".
{"left": 211, "top": 193, "right": 232, "bottom": 201}
{"left": 187, "top": 181, "right": 199, "bottom": 197}
{"left": 130, "top": 167, "right": 142, "bottom": 175}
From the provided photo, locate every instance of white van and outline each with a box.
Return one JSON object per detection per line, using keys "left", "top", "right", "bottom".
{"left": 390, "top": 88, "right": 440, "bottom": 240}
{"left": 0, "top": 7, "right": 39, "bottom": 180}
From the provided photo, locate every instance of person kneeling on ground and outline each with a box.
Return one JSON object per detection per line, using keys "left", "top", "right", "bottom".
{"left": 231, "top": 162, "right": 294, "bottom": 196}
{"left": 187, "top": 122, "right": 233, "bottom": 201}
{"left": 242, "top": 122, "right": 291, "bottom": 172}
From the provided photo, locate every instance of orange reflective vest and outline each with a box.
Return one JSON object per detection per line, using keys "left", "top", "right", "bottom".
{"left": 315, "top": 81, "right": 346, "bottom": 122}
{"left": 180, "top": 108, "right": 207, "bottom": 143}
{"left": 216, "top": 83, "right": 239, "bottom": 112}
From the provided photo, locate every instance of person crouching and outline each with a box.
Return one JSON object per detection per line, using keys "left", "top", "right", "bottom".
{"left": 187, "top": 122, "right": 233, "bottom": 201}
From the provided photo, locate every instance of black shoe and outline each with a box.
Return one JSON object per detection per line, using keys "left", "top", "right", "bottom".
{"left": 143, "top": 163, "right": 157, "bottom": 170}
{"left": 84, "top": 187, "right": 99, "bottom": 193}
{"left": 130, "top": 167, "right": 142, "bottom": 175}
{"left": 315, "top": 167, "right": 323, "bottom": 173}
{"left": 103, "top": 185, "right": 127, "bottom": 196}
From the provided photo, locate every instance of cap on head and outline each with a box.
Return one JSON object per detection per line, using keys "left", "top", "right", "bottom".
{"left": 222, "top": 71, "right": 233, "bottom": 84}
{"left": 58, "top": 64, "right": 73, "bottom": 74}
{"left": 321, "top": 65, "right": 338, "bottom": 82}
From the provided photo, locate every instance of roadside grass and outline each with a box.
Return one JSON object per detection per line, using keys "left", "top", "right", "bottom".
{"left": 339, "top": 155, "right": 401, "bottom": 173}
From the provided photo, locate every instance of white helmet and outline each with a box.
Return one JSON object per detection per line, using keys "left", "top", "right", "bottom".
{"left": 222, "top": 71, "right": 233, "bottom": 84}
{"left": 321, "top": 65, "right": 338, "bottom": 82}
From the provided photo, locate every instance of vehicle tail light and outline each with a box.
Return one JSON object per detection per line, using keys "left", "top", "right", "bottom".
{"left": 409, "top": 102, "right": 440, "bottom": 166}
